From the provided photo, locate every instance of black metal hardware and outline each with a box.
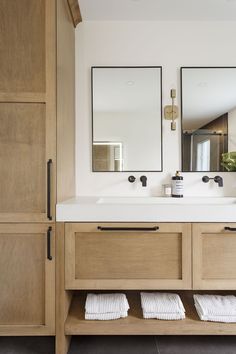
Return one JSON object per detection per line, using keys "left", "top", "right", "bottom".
{"left": 97, "top": 226, "right": 159, "bottom": 232}
{"left": 202, "top": 176, "right": 211, "bottom": 183}
{"left": 47, "top": 159, "right": 52, "bottom": 220}
{"left": 224, "top": 227, "right": 236, "bottom": 232}
{"left": 140, "top": 175, "right": 147, "bottom": 187}
{"left": 202, "top": 175, "right": 223, "bottom": 187}
{"left": 214, "top": 176, "right": 223, "bottom": 187}
{"left": 47, "top": 226, "right": 53, "bottom": 261}
{"left": 128, "top": 176, "right": 136, "bottom": 183}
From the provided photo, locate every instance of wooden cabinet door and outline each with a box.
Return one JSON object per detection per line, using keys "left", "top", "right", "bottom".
{"left": 0, "top": 224, "right": 55, "bottom": 335}
{"left": 0, "top": 103, "right": 55, "bottom": 222}
{"left": 0, "top": 0, "right": 46, "bottom": 96}
{"left": 65, "top": 223, "right": 192, "bottom": 290}
{"left": 0, "top": 0, "right": 56, "bottom": 222}
{"left": 193, "top": 223, "right": 236, "bottom": 290}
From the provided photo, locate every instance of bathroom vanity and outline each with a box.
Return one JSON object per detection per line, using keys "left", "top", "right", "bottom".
{"left": 55, "top": 197, "right": 236, "bottom": 353}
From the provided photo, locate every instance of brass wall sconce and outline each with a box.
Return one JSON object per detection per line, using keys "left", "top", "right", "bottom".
{"left": 164, "top": 89, "right": 179, "bottom": 131}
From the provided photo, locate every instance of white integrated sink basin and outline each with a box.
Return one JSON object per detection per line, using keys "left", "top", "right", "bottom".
{"left": 56, "top": 196, "right": 236, "bottom": 222}
{"left": 97, "top": 196, "right": 236, "bottom": 205}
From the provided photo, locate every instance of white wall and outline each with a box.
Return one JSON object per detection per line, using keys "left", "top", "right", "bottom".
{"left": 75, "top": 21, "right": 236, "bottom": 197}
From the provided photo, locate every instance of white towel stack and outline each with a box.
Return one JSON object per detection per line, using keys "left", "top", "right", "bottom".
{"left": 140, "top": 292, "right": 185, "bottom": 320}
{"left": 85, "top": 293, "right": 130, "bottom": 320}
{"left": 194, "top": 294, "right": 236, "bottom": 323}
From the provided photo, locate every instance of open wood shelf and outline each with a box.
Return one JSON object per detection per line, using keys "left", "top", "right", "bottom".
{"left": 65, "top": 291, "right": 236, "bottom": 335}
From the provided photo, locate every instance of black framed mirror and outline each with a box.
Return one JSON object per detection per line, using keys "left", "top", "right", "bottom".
{"left": 91, "top": 66, "right": 162, "bottom": 172}
{"left": 181, "top": 67, "right": 236, "bottom": 172}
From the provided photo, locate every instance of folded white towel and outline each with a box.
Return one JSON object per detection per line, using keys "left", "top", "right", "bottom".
{"left": 195, "top": 302, "right": 236, "bottom": 323}
{"left": 141, "top": 292, "right": 185, "bottom": 320}
{"left": 85, "top": 293, "right": 129, "bottom": 314}
{"left": 194, "top": 294, "right": 236, "bottom": 316}
{"left": 85, "top": 311, "right": 128, "bottom": 321}
{"left": 194, "top": 294, "right": 236, "bottom": 323}
{"left": 143, "top": 312, "right": 185, "bottom": 320}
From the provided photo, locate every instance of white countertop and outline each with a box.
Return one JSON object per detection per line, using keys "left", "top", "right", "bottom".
{"left": 56, "top": 196, "right": 236, "bottom": 222}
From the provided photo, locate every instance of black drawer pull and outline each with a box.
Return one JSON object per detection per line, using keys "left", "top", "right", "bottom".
{"left": 97, "top": 226, "right": 159, "bottom": 232}
{"left": 47, "top": 159, "right": 53, "bottom": 220}
{"left": 47, "top": 226, "right": 53, "bottom": 261}
{"left": 224, "top": 227, "right": 236, "bottom": 232}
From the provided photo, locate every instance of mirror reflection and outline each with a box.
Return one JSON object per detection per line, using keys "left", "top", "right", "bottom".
{"left": 92, "top": 67, "right": 162, "bottom": 172}
{"left": 181, "top": 67, "right": 236, "bottom": 172}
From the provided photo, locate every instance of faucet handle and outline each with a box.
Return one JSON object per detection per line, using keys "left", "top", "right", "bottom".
{"left": 128, "top": 175, "right": 136, "bottom": 183}
{"left": 202, "top": 176, "right": 210, "bottom": 183}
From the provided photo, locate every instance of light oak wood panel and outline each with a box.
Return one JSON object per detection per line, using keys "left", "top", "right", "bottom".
{"left": 0, "top": 92, "right": 46, "bottom": 103}
{"left": 75, "top": 233, "right": 181, "bottom": 279}
{"left": 67, "top": 0, "right": 82, "bottom": 27}
{"left": 45, "top": 0, "right": 57, "bottom": 221}
{"left": 65, "top": 291, "right": 236, "bottom": 335}
{"left": 0, "top": 0, "right": 46, "bottom": 93}
{"left": 57, "top": 0, "right": 76, "bottom": 203}
{"left": 193, "top": 223, "right": 236, "bottom": 290}
{"left": 0, "top": 103, "right": 46, "bottom": 215}
{"left": 0, "top": 224, "right": 55, "bottom": 334}
{"left": 65, "top": 223, "right": 192, "bottom": 290}
{"left": 56, "top": 223, "right": 72, "bottom": 354}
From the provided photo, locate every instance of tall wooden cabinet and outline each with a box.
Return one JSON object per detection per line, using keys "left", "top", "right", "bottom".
{"left": 0, "top": 0, "right": 56, "bottom": 223}
{"left": 0, "top": 0, "right": 76, "bottom": 337}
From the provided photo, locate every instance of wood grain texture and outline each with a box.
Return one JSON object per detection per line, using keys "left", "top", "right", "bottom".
{"left": 0, "top": 0, "right": 46, "bottom": 93}
{"left": 65, "top": 223, "right": 192, "bottom": 290}
{"left": 57, "top": 0, "right": 76, "bottom": 203}
{"left": 0, "top": 92, "right": 46, "bottom": 103}
{"left": 0, "top": 103, "right": 46, "bottom": 214}
{"left": 67, "top": 0, "right": 82, "bottom": 27}
{"left": 0, "top": 224, "right": 55, "bottom": 334}
{"left": 45, "top": 0, "right": 57, "bottom": 221}
{"left": 65, "top": 290, "right": 236, "bottom": 335}
{"left": 193, "top": 223, "right": 236, "bottom": 290}
{"left": 56, "top": 223, "right": 72, "bottom": 354}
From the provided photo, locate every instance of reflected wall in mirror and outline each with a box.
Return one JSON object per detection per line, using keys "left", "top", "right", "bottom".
{"left": 181, "top": 67, "right": 236, "bottom": 172}
{"left": 92, "top": 67, "right": 162, "bottom": 172}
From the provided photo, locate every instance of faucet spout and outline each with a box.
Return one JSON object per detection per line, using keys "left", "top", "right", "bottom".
{"left": 214, "top": 175, "right": 223, "bottom": 187}
{"left": 140, "top": 175, "right": 147, "bottom": 187}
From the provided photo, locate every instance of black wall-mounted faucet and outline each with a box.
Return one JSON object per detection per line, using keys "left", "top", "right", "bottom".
{"left": 202, "top": 175, "right": 223, "bottom": 187}
{"left": 140, "top": 175, "right": 147, "bottom": 187}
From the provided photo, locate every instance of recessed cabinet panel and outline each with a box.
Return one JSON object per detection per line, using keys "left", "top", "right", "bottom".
{"left": 193, "top": 223, "right": 236, "bottom": 289}
{"left": 65, "top": 223, "right": 192, "bottom": 290}
{"left": 0, "top": 0, "right": 45, "bottom": 93}
{"left": 0, "top": 103, "right": 46, "bottom": 216}
{"left": 75, "top": 232, "right": 182, "bottom": 280}
{"left": 0, "top": 224, "right": 55, "bottom": 334}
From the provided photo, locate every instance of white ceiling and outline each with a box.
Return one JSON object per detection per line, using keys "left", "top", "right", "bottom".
{"left": 79, "top": 0, "right": 236, "bottom": 21}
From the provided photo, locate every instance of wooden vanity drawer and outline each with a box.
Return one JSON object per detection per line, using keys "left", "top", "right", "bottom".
{"left": 65, "top": 223, "right": 191, "bottom": 290}
{"left": 193, "top": 223, "right": 236, "bottom": 290}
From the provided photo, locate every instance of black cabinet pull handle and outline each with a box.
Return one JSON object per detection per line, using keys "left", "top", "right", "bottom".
{"left": 224, "top": 227, "right": 236, "bottom": 231}
{"left": 97, "top": 226, "right": 159, "bottom": 232}
{"left": 47, "top": 226, "right": 53, "bottom": 261}
{"left": 47, "top": 159, "right": 52, "bottom": 220}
